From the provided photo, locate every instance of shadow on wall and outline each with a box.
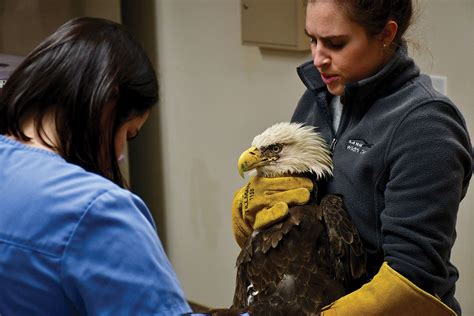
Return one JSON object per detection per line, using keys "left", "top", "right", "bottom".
{"left": 0, "top": 0, "right": 121, "bottom": 56}
{"left": 120, "top": 0, "right": 168, "bottom": 248}
{"left": 0, "top": 0, "right": 78, "bottom": 55}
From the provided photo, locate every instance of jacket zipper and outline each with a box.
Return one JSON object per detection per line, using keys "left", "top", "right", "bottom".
{"left": 329, "top": 94, "right": 353, "bottom": 153}
{"left": 330, "top": 138, "right": 338, "bottom": 152}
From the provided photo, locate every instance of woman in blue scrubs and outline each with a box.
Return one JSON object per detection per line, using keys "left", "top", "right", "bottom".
{"left": 0, "top": 17, "right": 191, "bottom": 315}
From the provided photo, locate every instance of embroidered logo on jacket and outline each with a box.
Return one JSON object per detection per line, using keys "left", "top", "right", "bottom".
{"left": 346, "top": 139, "right": 372, "bottom": 154}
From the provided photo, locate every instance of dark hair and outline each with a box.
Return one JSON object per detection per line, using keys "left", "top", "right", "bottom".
{"left": 0, "top": 17, "right": 158, "bottom": 187}
{"left": 306, "top": 0, "right": 414, "bottom": 46}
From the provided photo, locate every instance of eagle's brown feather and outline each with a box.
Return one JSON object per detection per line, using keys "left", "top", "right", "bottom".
{"left": 231, "top": 193, "right": 366, "bottom": 315}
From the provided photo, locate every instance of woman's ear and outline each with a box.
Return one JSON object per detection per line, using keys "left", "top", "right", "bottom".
{"left": 379, "top": 20, "right": 398, "bottom": 46}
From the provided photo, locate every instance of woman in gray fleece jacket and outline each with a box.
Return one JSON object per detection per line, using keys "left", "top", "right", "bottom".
{"left": 232, "top": 0, "right": 472, "bottom": 315}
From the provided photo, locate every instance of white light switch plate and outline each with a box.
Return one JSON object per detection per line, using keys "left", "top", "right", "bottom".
{"left": 429, "top": 75, "right": 447, "bottom": 96}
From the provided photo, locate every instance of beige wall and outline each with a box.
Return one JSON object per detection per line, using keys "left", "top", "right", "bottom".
{"left": 128, "top": 0, "right": 310, "bottom": 307}
{"left": 127, "top": 0, "right": 474, "bottom": 313}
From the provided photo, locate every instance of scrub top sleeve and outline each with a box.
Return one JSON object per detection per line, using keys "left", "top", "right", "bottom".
{"left": 60, "top": 189, "right": 192, "bottom": 315}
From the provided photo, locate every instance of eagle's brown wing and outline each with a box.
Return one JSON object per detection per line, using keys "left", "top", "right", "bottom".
{"left": 320, "top": 194, "right": 367, "bottom": 289}
{"left": 232, "top": 209, "right": 305, "bottom": 312}
{"left": 232, "top": 203, "right": 346, "bottom": 315}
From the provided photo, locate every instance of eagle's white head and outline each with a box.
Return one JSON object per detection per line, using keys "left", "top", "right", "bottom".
{"left": 238, "top": 122, "right": 333, "bottom": 179}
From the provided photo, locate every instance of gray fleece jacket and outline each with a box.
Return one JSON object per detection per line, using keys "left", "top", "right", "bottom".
{"left": 292, "top": 46, "right": 472, "bottom": 314}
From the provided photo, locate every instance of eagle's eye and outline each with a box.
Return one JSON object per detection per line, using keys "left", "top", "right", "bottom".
{"left": 269, "top": 144, "right": 282, "bottom": 154}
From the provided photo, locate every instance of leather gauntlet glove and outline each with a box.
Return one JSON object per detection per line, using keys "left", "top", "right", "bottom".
{"left": 232, "top": 175, "right": 313, "bottom": 248}
{"left": 321, "top": 262, "right": 456, "bottom": 316}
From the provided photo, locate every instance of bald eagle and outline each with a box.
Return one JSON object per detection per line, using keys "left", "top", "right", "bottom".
{"left": 229, "top": 122, "right": 367, "bottom": 315}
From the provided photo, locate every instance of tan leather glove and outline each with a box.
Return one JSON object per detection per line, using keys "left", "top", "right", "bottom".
{"left": 232, "top": 175, "right": 313, "bottom": 248}
{"left": 321, "top": 262, "right": 456, "bottom": 316}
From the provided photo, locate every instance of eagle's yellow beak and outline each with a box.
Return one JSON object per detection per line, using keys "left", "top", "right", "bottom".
{"left": 238, "top": 146, "right": 263, "bottom": 178}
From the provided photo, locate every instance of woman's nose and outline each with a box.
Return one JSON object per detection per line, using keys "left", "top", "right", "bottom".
{"left": 312, "top": 46, "right": 330, "bottom": 69}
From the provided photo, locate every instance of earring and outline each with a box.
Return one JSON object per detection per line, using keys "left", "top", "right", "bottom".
{"left": 383, "top": 43, "right": 388, "bottom": 48}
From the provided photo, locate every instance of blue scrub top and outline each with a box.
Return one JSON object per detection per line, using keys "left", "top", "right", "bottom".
{"left": 0, "top": 135, "right": 191, "bottom": 315}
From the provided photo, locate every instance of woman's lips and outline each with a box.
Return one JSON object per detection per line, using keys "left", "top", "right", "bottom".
{"left": 321, "top": 73, "right": 338, "bottom": 85}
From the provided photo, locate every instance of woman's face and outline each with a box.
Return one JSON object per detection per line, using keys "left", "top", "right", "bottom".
{"left": 305, "top": 1, "right": 389, "bottom": 96}
{"left": 114, "top": 110, "right": 150, "bottom": 160}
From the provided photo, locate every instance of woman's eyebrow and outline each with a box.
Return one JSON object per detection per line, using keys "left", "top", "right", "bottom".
{"left": 304, "top": 29, "right": 348, "bottom": 40}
